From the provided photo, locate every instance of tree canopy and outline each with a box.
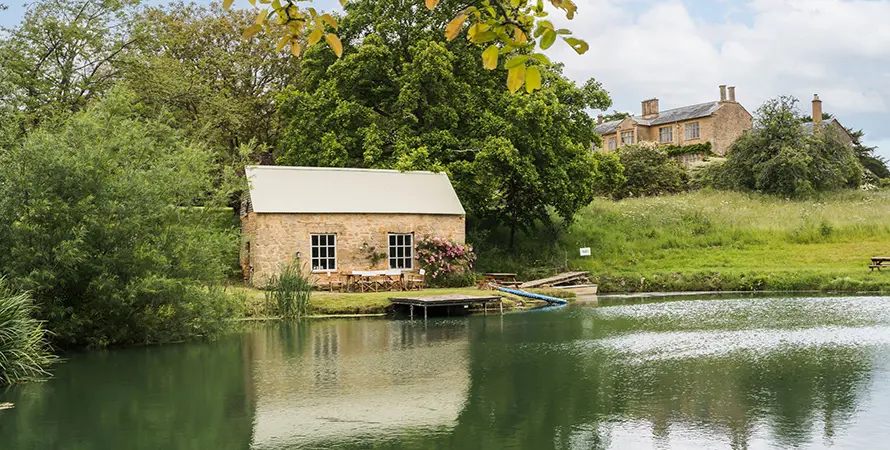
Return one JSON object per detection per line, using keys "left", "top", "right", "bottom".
{"left": 276, "top": 0, "right": 612, "bottom": 246}
{"left": 227, "top": 0, "right": 589, "bottom": 93}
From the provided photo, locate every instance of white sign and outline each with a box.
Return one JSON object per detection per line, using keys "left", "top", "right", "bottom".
{"left": 579, "top": 247, "right": 592, "bottom": 257}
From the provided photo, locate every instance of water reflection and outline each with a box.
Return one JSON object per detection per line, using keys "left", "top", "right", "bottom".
{"left": 2, "top": 296, "right": 889, "bottom": 449}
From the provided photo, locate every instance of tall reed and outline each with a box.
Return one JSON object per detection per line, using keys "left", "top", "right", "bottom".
{"left": 263, "top": 262, "right": 313, "bottom": 319}
{"left": 0, "top": 278, "right": 56, "bottom": 386}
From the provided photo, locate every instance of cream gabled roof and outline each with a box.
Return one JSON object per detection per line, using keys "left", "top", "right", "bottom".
{"left": 245, "top": 166, "right": 466, "bottom": 215}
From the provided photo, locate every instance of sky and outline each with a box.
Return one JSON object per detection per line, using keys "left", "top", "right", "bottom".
{"left": 2, "top": 0, "right": 889, "bottom": 158}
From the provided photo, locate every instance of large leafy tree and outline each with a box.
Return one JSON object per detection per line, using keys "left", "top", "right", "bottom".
{"left": 277, "top": 0, "right": 612, "bottom": 247}
{"left": 0, "top": 0, "right": 139, "bottom": 130}
{"left": 0, "top": 91, "right": 238, "bottom": 348}
{"left": 123, "top": 3, "right": 303, "bottom": 165}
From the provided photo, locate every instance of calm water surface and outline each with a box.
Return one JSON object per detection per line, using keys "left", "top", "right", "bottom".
{"left": 4, "top": 295, "right": 890, "bottom": 449}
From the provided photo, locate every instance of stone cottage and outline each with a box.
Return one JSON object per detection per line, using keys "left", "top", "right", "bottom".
{"left": 241, "top": 166, "right": 466, "bottom": 286}
{"left": 594, "top": 85, "right": 753, "bottom": 156}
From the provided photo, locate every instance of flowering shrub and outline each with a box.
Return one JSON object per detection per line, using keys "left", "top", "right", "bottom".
{"left": 415, "top": 236, "right": 477, "bottom": 286}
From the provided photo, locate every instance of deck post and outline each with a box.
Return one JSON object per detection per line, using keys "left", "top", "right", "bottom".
{"left": 483, "top": 302, "right": 487, "bottom": 315}
{"left": 424, "top": 306, "right": 428, "bottom": 321}
{"left": 410, "top": 305, "right": 414, "bottom": 320}
{"left": 499, "top": 298, "right": 503, "bottom": 315}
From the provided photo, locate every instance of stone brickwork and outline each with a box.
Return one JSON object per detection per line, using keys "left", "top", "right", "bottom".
{"left": 241, "top": 213, "right": 466, "bottom": 286}
{"left": 710, "top": 101, "right": 754, "bottom": 155}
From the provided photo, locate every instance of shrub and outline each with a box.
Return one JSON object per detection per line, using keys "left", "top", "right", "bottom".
{"left": 415, "top": 236, "right": 477, "bottom": 287}
{"left": 615, "top": 142, "right": 688, "bottom": 199}
{"left": 263, "top": 262, "right": 313, "bottom": 319}
{"left": 717, "top": 96, "right": 862, "bottom": 197}
{"left": 0, "top": 91, "right": 239, "bottom": 348}
{"left": 0, "top": 278, "right": 55, "bottom": 386}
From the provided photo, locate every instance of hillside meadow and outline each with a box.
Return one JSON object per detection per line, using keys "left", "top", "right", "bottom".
{"left": 557, "top": 190, "right": 890, "bottom": 293}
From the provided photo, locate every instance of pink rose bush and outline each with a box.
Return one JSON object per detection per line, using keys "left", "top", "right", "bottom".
{"left": 415, "top": 236, "right": 477, "bottom": 286}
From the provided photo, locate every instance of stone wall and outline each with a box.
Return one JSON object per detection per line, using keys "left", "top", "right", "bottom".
{"left": 241, "top": 213, "right": 466, "bottom": 286}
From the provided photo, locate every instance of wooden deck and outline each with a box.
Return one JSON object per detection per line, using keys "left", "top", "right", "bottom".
{"left": 390, "top": 294, "right": 503, "bottom": 319}
{"left": 519, "top": 271, "right": 589, "bottom": 289}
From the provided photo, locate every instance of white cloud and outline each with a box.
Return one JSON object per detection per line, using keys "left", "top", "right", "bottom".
{"left": 550, "top": 0, "right": 890, "bottom": 157}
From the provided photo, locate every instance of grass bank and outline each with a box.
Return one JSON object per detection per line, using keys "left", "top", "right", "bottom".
{"left": 234, "top": 286, "right": 574, "bottom": 318}
{"left": 558, "top": 190, "right": 890, "bottom": 293}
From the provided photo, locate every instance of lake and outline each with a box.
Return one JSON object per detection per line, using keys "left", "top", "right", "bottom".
{"left": 4, "top": 294, "right": 890, "bottom": 449}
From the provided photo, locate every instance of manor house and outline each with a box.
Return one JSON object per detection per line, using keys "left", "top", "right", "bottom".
{"left": 595, "top": 85, "right": 753, "bottom": 155}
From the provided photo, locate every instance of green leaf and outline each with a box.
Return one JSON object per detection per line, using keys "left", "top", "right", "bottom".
{"left": 308, "top": 28, "right": 323, "bottom": 46}
{"left": 425, "top": 0, "right": 440, "bottom": 10}
{"left": 470, "top": 30, "right": 497, "bottom": 44}
{"left": 256, "top": 10, "right": 268, "bottom": 25}
{"left": 540, "top": 29, "right": 557, "bottom": 50}
{"left": 507, "top": 65, "right": 526, "bottom": 93}
{"left": 325, "top": 33, "right": 343, "bottom": 58}
{"left": 525, "top": 66, "right": 541, "bottom": 93}
{"left": 320, "top": 14, "right": 338, "bottom": 30}
{"left": 276, "top": 36, "right": 290, "bottom": 52}
{"left": 223, "top": 0, "right": 234, "bottom": 10}
{"left": 242, "top": 24, "right": 263, "bottom": 40}
{"left": 482, "top": 45, "right": 499, "bottom": 70}
{"left": 530, "top": 53, "right": 551, "bottom": 65}
{"left": 504, "top": 55, "right": 529, "bottom": 70}
{"left": 564, "top": 37, "right": 590, "bottom": 55}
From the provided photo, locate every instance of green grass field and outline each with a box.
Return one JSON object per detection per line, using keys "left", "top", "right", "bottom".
{"left": 560, "top": 190, "right": 890, "bottom": 292}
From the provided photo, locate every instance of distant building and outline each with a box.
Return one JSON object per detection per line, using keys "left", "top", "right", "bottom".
{"left": 241, "top": 166, "right": 466, "bottom": 285}
{"left": 803, "top": 94, "right": 855, "bottom": 147}
{"left": 594, "top": 85, "right": 753, "bottom": 156}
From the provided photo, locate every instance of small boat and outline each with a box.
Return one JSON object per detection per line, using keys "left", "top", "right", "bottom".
{"left": 554, "top": 284, "right": 598, "bottom": 296}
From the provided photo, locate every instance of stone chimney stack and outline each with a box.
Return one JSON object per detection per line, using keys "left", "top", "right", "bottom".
{"left": 728, "top": 86, "right": 736, "bottom": 102}
{"left": 641, "top": 98, "right": 660, "bottom": 120}
{"left": 720, "top": 85, "right": 727, "bottom": 102}
{"left": 597, "top": 114, "right": 604, "bottom": 125}
{"left": 813, "top": 94, "right": 823, "bottom": 135}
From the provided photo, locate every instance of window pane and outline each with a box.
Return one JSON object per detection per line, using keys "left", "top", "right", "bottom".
{"left": 390, "top": 235, "right": 396, "bottom": 246}
{"left": 328, "top": 246, "right": 335, "bottom": 258}
{"left": 320, "top": 247, "right": 327, "bottom": 258}
{"left": 406, "top": 235, "right": 413, "bottom": 246}
{"left": 397, "top": 247, "right": 403, "bottom": 258}
{"left": 311, "top": 235, "right": 318, "bottom": 246}
{"left": 390, "top": 258, "right": 397, "bottom": 268}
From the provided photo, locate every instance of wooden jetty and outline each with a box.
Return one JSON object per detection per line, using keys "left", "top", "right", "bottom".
{"left": 519, "top": 271, "right": 590, "bottom": 289}
{"left": 390, "top": 294, "right": 503, "bottom": 320}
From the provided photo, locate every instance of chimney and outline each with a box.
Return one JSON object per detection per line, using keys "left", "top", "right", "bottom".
{"left": 641, "top": 98, "right": 659, "bottom": 120}
{"left": 813, "top": 94, "right": 823, "bottom": 135}
{"left": 597, "top": 114, "right": 604, "bottom": 125}
{"left": 728, "top": 86, "right": 736, "bottom": 102}
{"left": 719, "top": 85, "right": 727, "bottom": 102}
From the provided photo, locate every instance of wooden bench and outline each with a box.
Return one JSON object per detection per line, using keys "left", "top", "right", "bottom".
{"left": 870, "top": 257, "right": 890, "bottom": 271}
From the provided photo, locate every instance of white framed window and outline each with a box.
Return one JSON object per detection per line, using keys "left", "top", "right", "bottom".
{"left": 388, "top": 233, "right": 414, "bottom": 270}
{"left": 620, "top": 131, "right": 634, "bottom": 146}
{"left": 607, "top": 137, "right": 618, "bottom": 151}
{"left": 310, "top": 234, "right": 337, "bottom": 271}
{"left": 685, "top": 122, "right": 701, "bottom": 140}
{"left": 659, "top": 126, "right": 673, "bottom": 143}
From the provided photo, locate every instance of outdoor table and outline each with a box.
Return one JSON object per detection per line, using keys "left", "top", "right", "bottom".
{"left": 870, "top": 257, "right": 890, "bottom": 271}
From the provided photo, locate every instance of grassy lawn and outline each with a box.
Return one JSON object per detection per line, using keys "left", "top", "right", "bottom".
{"left": 559, "top": 190, "right": 890, "bottom": 293}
